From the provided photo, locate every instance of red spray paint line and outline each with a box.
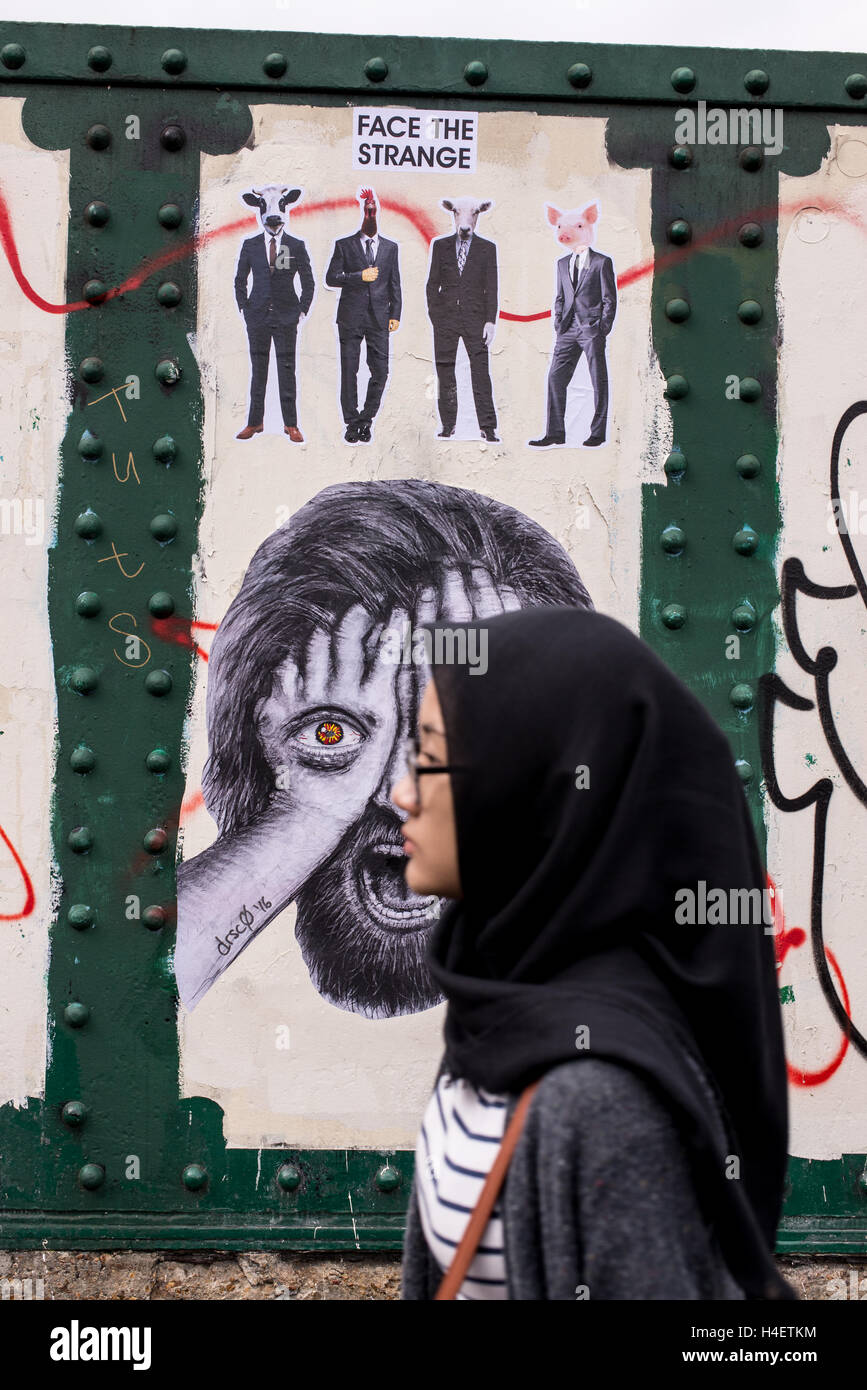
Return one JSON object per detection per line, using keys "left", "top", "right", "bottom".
{"left": 768, "top": 873, "right": 852, "bottom": 1086}
{"left": 150, "top": 615, "right": 218, "bottom": 663}
{"left": 0, "top": 821, "right": 35, "bottom": 920}
{"left": 3, "top": 182, "right": 863, "bottom": 321}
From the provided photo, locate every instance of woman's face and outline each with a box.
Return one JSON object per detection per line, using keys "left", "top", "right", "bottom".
{"left": 391, "top": 676, "right": 462, "bottom": 900}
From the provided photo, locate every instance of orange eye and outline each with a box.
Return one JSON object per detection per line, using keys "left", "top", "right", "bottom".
{"left": 315, "top": 720, "right": 344, "bottom": 746}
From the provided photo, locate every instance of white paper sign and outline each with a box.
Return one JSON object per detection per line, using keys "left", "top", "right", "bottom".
{"left": 352, "top": 107, "right": 478, "bottom": 172}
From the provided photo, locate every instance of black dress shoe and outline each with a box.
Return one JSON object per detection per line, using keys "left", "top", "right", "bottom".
{"left": 356, "top": 421, "right": 372, "bottom": 442}
{"left": 528, "top": 434, "right": 566, "bottom": 448}
{"left": 438, "top": 427, "right": 454, "bottom": 438}
{"left": 481, "top": 427, "right": 500, "bottom": 442}
{"left": 344, "top": 421, "right": 360, "bottom": 443}
{"left": 583, "top": 435, "right": 605, "bottom": 447}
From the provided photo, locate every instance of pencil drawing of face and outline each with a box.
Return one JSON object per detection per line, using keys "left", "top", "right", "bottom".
{"left": 181, "top": 480, "right": 594, "bottom": 1018}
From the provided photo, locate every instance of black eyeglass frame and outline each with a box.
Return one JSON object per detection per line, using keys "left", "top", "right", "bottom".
{"left": 403, "top": 735, "right": 465, "bottom": 801}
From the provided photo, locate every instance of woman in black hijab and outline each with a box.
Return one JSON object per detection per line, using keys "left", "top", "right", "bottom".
{"left": 394, "top": 605, "right": 796, "bottom": 1301}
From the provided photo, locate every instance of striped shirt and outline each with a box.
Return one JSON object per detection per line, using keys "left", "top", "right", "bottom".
{"left": 414, "top": 1071, "right": 512, "bottom": 1299}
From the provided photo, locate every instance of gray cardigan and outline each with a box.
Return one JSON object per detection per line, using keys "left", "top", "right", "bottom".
{"left": 400, "top": 1055, "right": 752, "bottom": 1300}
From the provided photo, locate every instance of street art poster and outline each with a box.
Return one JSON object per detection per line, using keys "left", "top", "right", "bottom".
{"left": 178, "top": 103, "right": 656, "bottom": 1146}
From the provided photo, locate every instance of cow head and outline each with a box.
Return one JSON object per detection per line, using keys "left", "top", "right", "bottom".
{"left": 546, "top": 202, "right": 599, "bottom": 250}
{"left": 242, "top": 185, "right": 303, "bottom": 234}
{"left": 359, "top": 187, "right": 378, "bottom": 238}
{"left": 442, "top": 196, "right": 493, "bottom": 240}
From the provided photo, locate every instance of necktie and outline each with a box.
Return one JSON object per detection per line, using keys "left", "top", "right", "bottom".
{"left": 572, "top": 255, "right": 582, "bottom": 290}
{"left": 457, "top": 237, "right": 469, "bottom": 275}
{"left": 269, "top": 236, "right": 277, "bottom": 271}
{"left": 366, "top": 237, "right": 375, "bottom": 266}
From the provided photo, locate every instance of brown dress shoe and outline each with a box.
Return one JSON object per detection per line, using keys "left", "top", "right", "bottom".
{"left": 285, "top": 426, "right": 304, "bottom": 443}
{"left": 236, "top": 424, "right": 263, "bottom": 440}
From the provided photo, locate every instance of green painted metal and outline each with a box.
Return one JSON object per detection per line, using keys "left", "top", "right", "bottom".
{"left": 0, "top": 21, "right": 864, "bottom": 1253}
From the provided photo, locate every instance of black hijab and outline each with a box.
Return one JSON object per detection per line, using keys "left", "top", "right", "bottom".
{"left": 424, "top": 606, "right": 795, "bottom": 1302}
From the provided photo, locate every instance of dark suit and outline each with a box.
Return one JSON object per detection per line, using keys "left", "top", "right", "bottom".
{"left": 234, "top": 230, "right": 315, "bottom": 428}
{"left": 325, "top": 233, "right": 401, "bottom": 426}
{"left": 426, "top": 232, "right": 498, "bottom": 433}
{"left": 545, "top": 247, "right": 617, "bottom": 440}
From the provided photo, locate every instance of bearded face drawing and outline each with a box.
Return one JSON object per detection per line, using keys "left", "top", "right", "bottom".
{"left": 175, "top": 478, "right": 594, "bottom": 1017}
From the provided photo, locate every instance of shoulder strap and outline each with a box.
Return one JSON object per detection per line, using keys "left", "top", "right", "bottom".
{"left": 434, "top": 1078, "right": 541, "bottom": 1301}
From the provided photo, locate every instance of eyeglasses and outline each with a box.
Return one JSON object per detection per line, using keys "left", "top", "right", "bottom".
{"left": 403, "top": 735, "right": 465, "bottom": 805}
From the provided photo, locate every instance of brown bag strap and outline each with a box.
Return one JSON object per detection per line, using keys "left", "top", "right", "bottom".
{"left": 434, "top": 1078, "right": 541, "bottom": 1301}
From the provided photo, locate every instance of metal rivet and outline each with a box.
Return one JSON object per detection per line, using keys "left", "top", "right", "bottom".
{"left": 79, "top": 1163, "right": 105, "bottom": 1190}
{"left": 667, "top": 219, "right": 691, "bottom": 244}
{"left": 743, "top": 69, "right": 769, "bottom": 95}
{"left": 739, "top": 146, "right": 763, "bottom": 171}
{"left": 74, "top": 590, "right": 101, "bottom": 617}
{"left": 64, "top": 1001, "right": 90, "bottom": 1028}
{"left": 1, "top": 43, "right": 26, "bottom": 70}
{"left": 669, "top": 145, "right": 693, "bottom": 169}
{"left": 70, "top": 666, "right": 98, "bottom": 694}
{"left": 566, "top": 62, "right": 592, "bottom": 89}
{"left": 150, "top": 513, "right": 178, "bottom": 542}
{"left": 87, "top": 45, "right": 112, "bottom": 73}
{"left": 670, "top": 66, "right": 696, "bottom": 94}
{"left": 155, "top": 359, "right": 181, "bottom": 387}
{"left": 731, "top": 600, "right": 757, "bottom": 630}
{"left": 738, "top": 221, "right": 763, "bottom": 247}
{"left": 463, "top": 60, "right": 488, "bottom": 87}
{"left": 738, "top": 377, "right": 761, "bottom": 402}
{"left": 152, "top": 434, "right": 177, "bottom": 464}
{"left": 733, "top": 525, "right": 759, "bottom": 555}
{"left": 142, "top": 905, "right": 168, "bottom": 931}
{"left": 660, "top": 524, "right": 686, "bottom": 555}
{"left": 156, "top": 281, "right": 182, "bottom": 307}
{"left": 83, "top": 279, "right": 108, "bottom": 304}
{"left": 74, "top": 509, "right": 102, "bottom": 540}
{"left": 730, "top": 683, "right": 754, "bottom": 711}
{"left": 161, "top": 47, "right": 187, "bottom": 75}
{"left": 664, "top": 374, "right": 689, "bottom": 399}
{"left": 263, "top": 51, "right": 287, "bottom": 78}
{"left": 276, "top": 1163, "right": 301, "bottom": 1191}
{"left": 665, "top": 298, "right": 690, "bottom": 323}
{"left": 146, "top": 748, "right": 171, "bottom": 774}
{"left": 62, "top": 1100, "right": 89, "bottom": 1128}
{"left": 145, "top": 670, "right": 172, "bottom": 697}
{"left": 664, "top": 448, "right": 687, "bottom": 478}
{"left": 735, "top": 758, "right": 754, "bottom": 782}
{"left": 845, "top": 73, "right": 867, "bottom": 100}
{"left": 182, "top": 1163, "right": 207, "bottom": 1191}
{"left": 77, "top": 429, "right": 103, "bottom": 460}
{"left": 148, "top": 591, "right": 175, "bottom": 618}
{"left": 661, "top": 603, "right": 687, "bottom": 629}
{"left": 375, "top": 1163, "right": 400, "bottom": 1192}
{"left": 86, "top": 124, "right": 111, "bottom": 150}
{"left": 84, "top": 200, "right": 110, "bottom": 227}
{"left": 160, "top": 125, "right": 185, "bottom": 152}
{"left": 364, "top": 55, "right": 388, "bottom": 82}
{"left": 69, "top": 745, "right": 96, "bottom": 774}
{"left": 735, "top": 453, "right": 760, "bottom": 479}
{"left": 737, "top": 299, "right": 762, "bottom": 324}
{"left": 68, "top": 826, "right": 94, "bottom": 854}
{"left": 67, "top": 903, "right": 95, "bottom": 930}
{"left": 157, "top": 203, "right": 183, "bottom": 229}
{"left": 79, "top": 356, "right": 104, "bottom": 383}
{"left": 144, "top": 828, "right": 169, "bottom": 855}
